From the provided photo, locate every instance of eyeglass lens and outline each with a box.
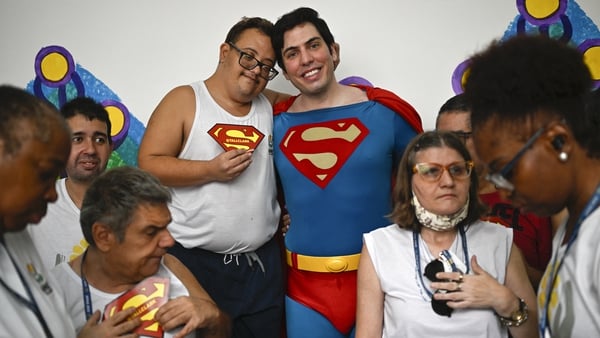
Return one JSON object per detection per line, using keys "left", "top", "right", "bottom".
{"left": 414, "top": 162, "right": 473, "bottom": 182}
{"left": 228, "top": 42, "right": 278, "bottom": 80}
{"left": 485, "top": 126, "right": 546, "bottom": 191}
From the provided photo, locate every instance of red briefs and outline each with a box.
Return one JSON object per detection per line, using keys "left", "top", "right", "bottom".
{"left": 287, "top": 267, "right": 357, "bottom": 334}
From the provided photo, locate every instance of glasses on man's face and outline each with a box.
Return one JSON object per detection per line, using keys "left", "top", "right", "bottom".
{"left": 485, "top": 127, "right": 545, "bottom": 192}
{"left": 451, "top": 131, "right": 472, "bottom": 144}
{"left": 227, "top": 42, "right": 279, "bottom": 81}
{"left": 413, "top": 161, "right": 474, "bottom": 182}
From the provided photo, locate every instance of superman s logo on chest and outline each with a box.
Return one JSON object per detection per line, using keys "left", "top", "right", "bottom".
{"left": 208, "top": 123, "right": 265, "bottom": 151}
{"left": 279, "top": 118, "right": 369, "bottom": 188}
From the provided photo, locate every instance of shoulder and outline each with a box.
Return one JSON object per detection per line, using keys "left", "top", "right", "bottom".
{"left": 365, "top": 224, "right": 406, "bottom": 242}
{"left": 468, "top": 220, "right": 513, "bottom": 241}
{"left": 147, "top": 85, "right": 196, "bottom": 123}
{"left": 161, "top": 85, "right": 196, "bottom": 105}
{"left": 354, "top": 84, "right": 423, "bottom": 132}
{"left": 273, "top": 95, "right": 299, "bottom": 115}
{"left": 263, "top": 88, "right": 292, "bottom": 106}
{"left": 50, "top": 261, "right": 77, "bottom": 285}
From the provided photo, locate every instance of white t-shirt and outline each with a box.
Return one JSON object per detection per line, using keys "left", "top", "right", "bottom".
{"left": 52, "top": 258, "right": 193, "bottom": 338}
{"left": 538, "top": 207, "right": 600, "bottom": 337}
{"left": 29, "top": 178, "right": 86, "bottom": 270}
{"left": 0, "top": 230, "right": 76, "bottom": 337}
{"left": 363, "top": 221, "right": 512, "bottom": 338}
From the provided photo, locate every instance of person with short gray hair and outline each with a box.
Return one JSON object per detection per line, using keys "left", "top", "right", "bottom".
{"left": 53, "top": 166, "right": 231, "bottom": 338}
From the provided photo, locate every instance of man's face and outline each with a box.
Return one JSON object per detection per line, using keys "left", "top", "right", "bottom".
{"left": 436, "top": 111, "right": 487, "bottom": 180}
{"left": 65, "top": 114, "right": 112, "bottom": 183}
{"left": 108, "top": 203, "right": 174, "bottom": 282}
{"left": 224, "top": 28, "right": 276, "bottom": 102}
{"left": 280, "top": 22, "right": 337, "bottom": 97}
{"left": 0, "top": 120, "right": 70, "bottom": 233}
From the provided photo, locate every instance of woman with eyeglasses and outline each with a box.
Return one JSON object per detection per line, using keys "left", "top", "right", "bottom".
{"left": 355, "top": 131, "right": 537, "bottom": 338}
{"left": 465, "top": 35, "right": 600, "bottom": 338}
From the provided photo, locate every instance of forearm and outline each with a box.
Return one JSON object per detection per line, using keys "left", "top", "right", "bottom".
{"left": 139, "top": 155, "right": 216, "bottom": 187}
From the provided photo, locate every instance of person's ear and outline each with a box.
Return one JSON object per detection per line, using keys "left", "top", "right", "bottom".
{"left": 331, "top": 42, "right": 340, "bottom": 70}
{"left": 218, "top": 43, "right": 230, "bottom": 64}
{"left": 91, "top": 222, "right": 115, "bottom": 252}
{"left": 544, "top": 122, "right": 572, "bottom": 163}
{"left": 551, "top": 136, "right": 565, "bottom": 151}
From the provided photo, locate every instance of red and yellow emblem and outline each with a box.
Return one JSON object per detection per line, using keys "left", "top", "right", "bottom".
{"left": 280, "top": 118, "right": 369, "bottom": 188}
{"left": 208, "top": 123, "right": 264, "bottom": 151}
{"left": 103, "top": 276, "right": 170, "bottom": 337}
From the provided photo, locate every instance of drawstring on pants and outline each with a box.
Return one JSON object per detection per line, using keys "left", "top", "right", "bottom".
{"left": 223, "top": 252, "right": 265, "bottom": 273}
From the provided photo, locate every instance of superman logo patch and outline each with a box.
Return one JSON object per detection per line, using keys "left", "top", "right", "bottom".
{"left": 208, "top": 124, "right": 264, "bottom": 151}
{"left": 280, "top": 118, "right": 369, "bottom": 188}
{"left": 103, "top": 276, "right": 170, "bottom": 338}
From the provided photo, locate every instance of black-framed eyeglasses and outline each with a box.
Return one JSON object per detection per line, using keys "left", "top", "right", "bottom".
{"left": 485, "top": 126, "right": 545, "bottom": 192}
{"left": 227, "top": 42, "right": 279, "bottom": 81}
{"left": 413, "top": 161, "right": 474, "bottom": 182}
{"left": 451, "top": 131, "right": 472, "bottom": 144}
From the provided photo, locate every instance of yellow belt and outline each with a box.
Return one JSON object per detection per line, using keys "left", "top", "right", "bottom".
{"left": 286, "top": 249, "right": 360, "bottom": 273}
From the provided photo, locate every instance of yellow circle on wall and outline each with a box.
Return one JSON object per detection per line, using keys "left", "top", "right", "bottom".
{"left": 524, "top": 0, "right": 561, "bottom": 20}
{"left": 104, "top": 105, "right": 125, "bottom": 137}
{"left": 583, "top": 45, "right": 600, "bottom": 81}
{"left": 40, "top": 52, "right": 69, "bottom": 82}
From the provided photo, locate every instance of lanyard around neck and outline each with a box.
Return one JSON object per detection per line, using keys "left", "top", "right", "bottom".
{"left": 539, "top": 184, "right": 600, "bottom": 337}
{"left": 0, "top": 237, "right": 54, "bottom": 338}
{"left": 80, "top": 249, "right": 94, "bottom": 320}
{"left": 413, "top": 224, "right": 469, "bottom": 299}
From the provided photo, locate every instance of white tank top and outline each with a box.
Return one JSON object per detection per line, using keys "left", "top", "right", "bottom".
{"left": 167, "top": 81, "right": 280, "bottom": 254}
{"left": 363, "top": 221, "right": 512, "bottom": 338}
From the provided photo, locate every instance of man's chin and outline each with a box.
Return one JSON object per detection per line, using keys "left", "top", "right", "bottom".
{"left": 2, "top": 219, "right": 31, "bottom": 233}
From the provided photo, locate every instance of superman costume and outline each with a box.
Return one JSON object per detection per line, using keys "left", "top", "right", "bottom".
{"left": 273, "top": 85, "right": 422, "bottom": 337}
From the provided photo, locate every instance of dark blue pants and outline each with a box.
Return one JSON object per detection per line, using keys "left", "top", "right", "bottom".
{"left": 168, "top": 237, "right": 284, "bottom": 338}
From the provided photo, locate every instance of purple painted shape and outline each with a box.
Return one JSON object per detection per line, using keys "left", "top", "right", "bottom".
{"left": 451, "top": 59, "right": 470, "bottom": 94}
{"left": 101, "top": 99, "right": 131, "bottom": 148}
{"left": 34, "top": 45, "right": 76, "bottom": 88}
{"left": 339, "top": 76, "right": 374, "bottom": 87}
{"left": 578, "top": 38, "right": 600, "bottom": 88}
{"left": 516, "top": 0, "right": 567, "bottom": 26}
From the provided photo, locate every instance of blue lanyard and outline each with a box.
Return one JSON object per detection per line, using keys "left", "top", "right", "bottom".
{"left": 0, "top": 237, "right": 54, "bottom": 338}
{"left": 80, "top": 249, "right": 94, "bottom": 320}
{"left": 413, "top": 225, "right": 469, "bottom": 298}
{"left": 539, "top": 184, "right": 600, "bottom": 337}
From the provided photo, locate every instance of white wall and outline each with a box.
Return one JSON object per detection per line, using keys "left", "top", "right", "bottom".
{"left": 1, "top": 0, "right": 599, "bottom": 130}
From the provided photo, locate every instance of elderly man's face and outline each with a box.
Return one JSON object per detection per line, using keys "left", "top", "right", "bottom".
{"left": 107, "top": 203, "right": 174, "bottom": 282}
{"left": 0, "top": 119, "right": 70, "bottom": 233}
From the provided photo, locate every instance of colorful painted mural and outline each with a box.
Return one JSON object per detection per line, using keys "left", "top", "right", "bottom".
{"left": 26, "top": 45, "right": 145, "bottom": 170}
{"left": 452, "top": 0, "right": 600, "bottom": 93}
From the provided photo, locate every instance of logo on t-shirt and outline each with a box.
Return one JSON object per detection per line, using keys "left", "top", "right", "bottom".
{"left": 208, "top": 124, "right": 264, "bottom": 151}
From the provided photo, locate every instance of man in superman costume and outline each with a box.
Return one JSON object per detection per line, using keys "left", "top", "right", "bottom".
{"left": 271, "top": 8, "right": 423, "bottom": 337}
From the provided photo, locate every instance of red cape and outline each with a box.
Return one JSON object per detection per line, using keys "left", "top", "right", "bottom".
{"left": 273, "top": 84, "right": 423, "bottom": 133}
